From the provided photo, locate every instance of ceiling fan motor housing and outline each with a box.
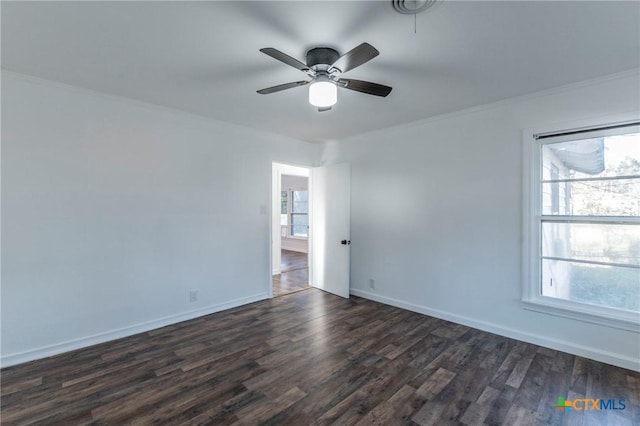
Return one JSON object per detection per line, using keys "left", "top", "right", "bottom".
{"left": 306, "top": 47, "right": 340, "bottom": 71}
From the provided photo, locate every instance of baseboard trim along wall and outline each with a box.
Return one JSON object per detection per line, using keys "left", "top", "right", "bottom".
{"left": 0, "top": 293, "right": 270, "bottom": 368}
{"left": 350, "top": 289, "right": 639, "bottom": 372}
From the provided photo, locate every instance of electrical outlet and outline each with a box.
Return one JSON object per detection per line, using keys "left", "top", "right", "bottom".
{"left": 369, "top": 278, "right": 375, "bottom": 289}
{"left": 189, "top": 290, "right": 198, "bottom": 303}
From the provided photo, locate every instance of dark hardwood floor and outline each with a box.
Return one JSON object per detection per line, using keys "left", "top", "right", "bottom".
{"left": 272, "top": 249, "right": 309, "bottom": 297}
{"left": 2, "top": 289, "right": 638, "bottom": 425}
{"left": 280, "top": 249, "right": 308, "bottom": 273}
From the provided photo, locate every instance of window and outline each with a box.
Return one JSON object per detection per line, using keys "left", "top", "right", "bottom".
{"left": 290, "top": 190, "right": 308, "bottom": 237}
{"left": 523, "top": 120, "right": 640, "bottom": 331}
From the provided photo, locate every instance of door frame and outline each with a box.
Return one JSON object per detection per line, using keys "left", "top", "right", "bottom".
{"left": 270, "top": 162, "right": 312, "bottom": 298}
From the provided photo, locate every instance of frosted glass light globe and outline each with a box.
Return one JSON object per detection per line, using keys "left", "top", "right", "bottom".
{"left": 309, "top": 81, "right": 337, "bottom": 108}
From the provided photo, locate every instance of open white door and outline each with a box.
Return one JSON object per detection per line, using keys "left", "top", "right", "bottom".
{"left": 310, "top": 162, "right": 350, "bottom": 298}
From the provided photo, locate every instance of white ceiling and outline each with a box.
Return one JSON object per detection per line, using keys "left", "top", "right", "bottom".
{"left": 2, "top": 1, "right": 639, "bottom": 143}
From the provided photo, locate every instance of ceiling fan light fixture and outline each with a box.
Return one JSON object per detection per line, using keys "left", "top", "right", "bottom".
{"left": 309, "top": 80, "right": 337, "bottom": 108}
{"left": 258, "top": 43, "right": 391, "bottom": 110}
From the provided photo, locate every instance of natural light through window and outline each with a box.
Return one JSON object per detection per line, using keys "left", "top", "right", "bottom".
{"left": 291, "top": 190, "right": 309, "bottom": 237}
{"left": 524, "top": 121, "right": 640, "bottom": 330}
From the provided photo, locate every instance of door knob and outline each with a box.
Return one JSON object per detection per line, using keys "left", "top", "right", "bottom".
{"left": 341, "top": 240, "right": 351, "bottom": 245}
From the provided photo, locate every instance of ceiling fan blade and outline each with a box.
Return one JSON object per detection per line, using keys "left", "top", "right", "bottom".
{"left": 338, "top": 79, "right": 392, "bottom": 97}
{"left": 257, "top": 80, "right": 310, "bottom": 95}
{"left": 260, "top": 48, "right": 310, "bottom": 72}
{"left": 330, "top": 43, "right": 379, "bottom": 74}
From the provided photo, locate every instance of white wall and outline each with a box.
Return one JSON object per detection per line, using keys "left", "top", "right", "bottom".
{"left": 282, "top": 175, "right": 308, "bottom": 191}
{"left": 281, "top": 174, "right": 308, "bottom": 254}
{"left": 1, "top": 72, "right": 320, "bottom": 366}
{"left": 326, "top": 71, "right": 640, "bottom": 370}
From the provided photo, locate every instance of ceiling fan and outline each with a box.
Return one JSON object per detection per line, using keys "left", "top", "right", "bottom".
{"left": 257, "top": 43, "right": 392, "bottom": 112}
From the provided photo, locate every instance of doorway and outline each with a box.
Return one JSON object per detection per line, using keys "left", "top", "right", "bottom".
{"left": 271, "top": 161, "right": 351, "bottom": 299}
{"left": 271, "top": 164, "right": 310, "bottom": 297}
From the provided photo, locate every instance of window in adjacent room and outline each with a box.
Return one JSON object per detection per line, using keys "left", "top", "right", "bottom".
{"left": 523, "top": 120, "right": 640, "bottom": 330}
{"left": 290, "top": 190, "right": 309, "bottom": 237}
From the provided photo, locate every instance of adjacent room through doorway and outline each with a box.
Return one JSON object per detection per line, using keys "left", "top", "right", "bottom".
{"left": 272, "top": 168, "right": 310, "bottom": 297}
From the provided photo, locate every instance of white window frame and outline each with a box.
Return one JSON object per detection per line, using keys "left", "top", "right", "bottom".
{"left": 522, "top": 116, "right": 640, "bottom": 332}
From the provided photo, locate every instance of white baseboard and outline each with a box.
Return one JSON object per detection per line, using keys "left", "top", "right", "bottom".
{"left": 0, "top": 293, "right": 269, "bottom": 368}
{"left": 350, "top": 289, "right": 640, "bottom": 372}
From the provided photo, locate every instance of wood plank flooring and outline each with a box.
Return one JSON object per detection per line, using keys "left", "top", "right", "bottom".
{"left": 2, "top": 289, "right": 638, "bottom": 425}
{"left": 272, "top": 250, "right": 309, "bottom": 297}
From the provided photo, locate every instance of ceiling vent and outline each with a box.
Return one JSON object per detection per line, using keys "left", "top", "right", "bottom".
{"left": 392, "top": 0, "right": 438, "bottom": 14}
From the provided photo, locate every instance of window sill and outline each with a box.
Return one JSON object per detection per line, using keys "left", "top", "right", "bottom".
{"left": 283, "top": 235, "right": 308, "bottom": 241}
{"left": 522, "top": 297, "right": 640, "bottom": 332}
